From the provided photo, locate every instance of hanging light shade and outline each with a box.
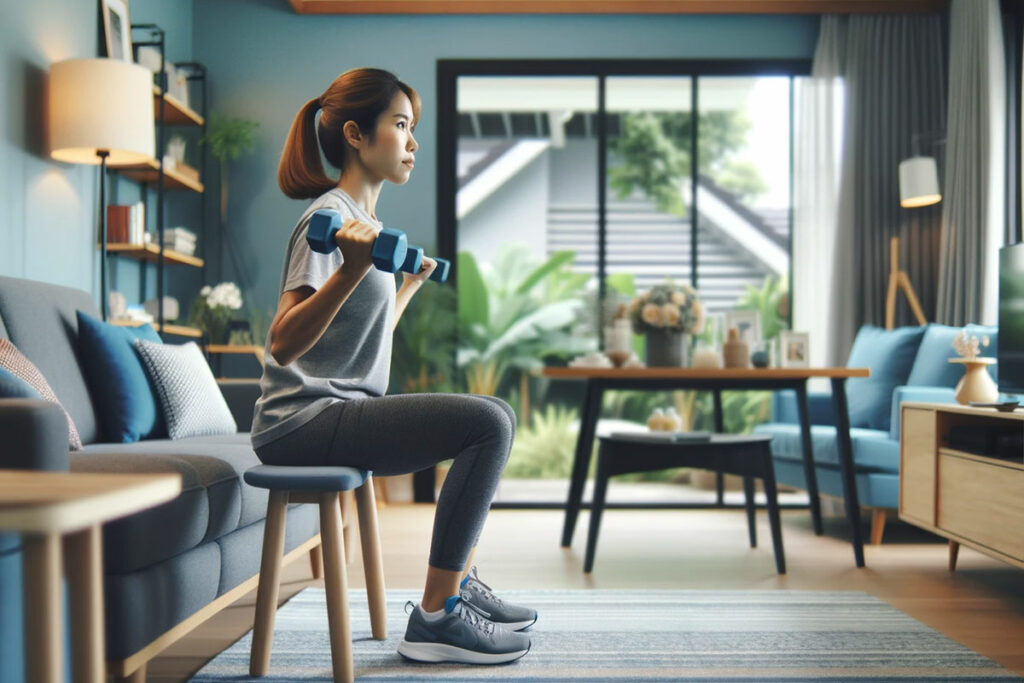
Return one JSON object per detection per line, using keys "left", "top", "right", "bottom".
{"left": 49, "top": 58, "right": 155, "bottom": 166}
{"left": 898, "top": 156, "right": 942, "bottom": 208}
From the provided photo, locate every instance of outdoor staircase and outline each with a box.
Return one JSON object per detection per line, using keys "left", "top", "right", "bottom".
{"left": 546, "top": 198, "right": 778, "bottom": 314}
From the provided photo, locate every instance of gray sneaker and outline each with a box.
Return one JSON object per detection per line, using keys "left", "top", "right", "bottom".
{"left": 461, "top": 566, "right": 538, "bottom": 631}
{"left": 397, "top": 596, "right": 531, "bottom": 664}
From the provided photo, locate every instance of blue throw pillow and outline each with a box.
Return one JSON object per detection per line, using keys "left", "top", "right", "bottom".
{"left": 907, "top": 323, "right": 999, "bottom": 387}
{"left": 76, "top": 311, "right": 164, "bottom": 442}
{"left": 906, "top": 324, "right": 965, "bottom": 388}
{"left": 844, "top": 325, "right": 926, "bottom": 431}
{"left": 0, "top": 366, "right": 41, "bottom": 399}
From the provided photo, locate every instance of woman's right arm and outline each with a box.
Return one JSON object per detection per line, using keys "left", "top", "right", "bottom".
{"left": 268, "top": 217, "right": 377, "bottom": 366}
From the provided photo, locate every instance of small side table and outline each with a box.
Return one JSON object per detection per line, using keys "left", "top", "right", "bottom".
{"left": 585, "top": 433, "right": 785, "bottom": 574}
{"left": 0, "top": 470, "right": 181, "bottom": 683}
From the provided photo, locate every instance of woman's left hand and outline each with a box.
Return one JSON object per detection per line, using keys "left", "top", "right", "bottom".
{"left": 402, "top": 255, "right": 437, "bottom": 286}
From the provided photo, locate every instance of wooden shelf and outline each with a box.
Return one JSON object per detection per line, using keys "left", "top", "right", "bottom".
{"left": 206, "top": 344, "right": 265, "bottom": 368}
{"left": 105, "top": 242, "right": 203, "bottom": 268}
{"left": 110, "top": 320, "right": 203, "bottom": 338}
{"left": 117, "top": 158, "right": 204, "bottom": 193}
{"left": 152, "top": 85, "right": 204, "bottom": 126}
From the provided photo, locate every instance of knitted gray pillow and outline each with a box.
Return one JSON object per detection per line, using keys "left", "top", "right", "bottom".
{"left": 133, "top": 340, "right": 237, "bottom": 439}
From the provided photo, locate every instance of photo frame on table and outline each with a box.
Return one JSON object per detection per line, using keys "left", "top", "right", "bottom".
{"left": 724, "top": 310, "right": 762, "bottom": 346}
{"left": 101, "top": 0, "right": 133, "bottom": 62}
{"left": 779, "top": 331, "right": 810, "bottom": 368}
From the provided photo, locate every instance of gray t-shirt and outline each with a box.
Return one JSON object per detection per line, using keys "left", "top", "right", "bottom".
{"left": 250, "top": 188, "right": 396, "bottom": 449}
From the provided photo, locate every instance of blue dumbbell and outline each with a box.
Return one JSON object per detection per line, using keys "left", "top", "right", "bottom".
{"left": 306, "top": 209, "right": 409, "bottom": 274}
{"left": 403, "top": 247, "right": 450, "bottom": 283}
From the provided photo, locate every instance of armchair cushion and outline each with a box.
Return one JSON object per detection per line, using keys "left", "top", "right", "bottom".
{"left": 844, "top": 325, "right": 926, "bottom": 432}
{"left": 771, "top": 389, "right": 835, "bottom": 426}
{"left": 906, "top": 324, "right": 965, "bottom": 387}
{"left": 75, "top": 311, "right": 164, "bottom": 443}
{"left": 889, "top": 385, "right": 957, "bottom": 439}
{"left": 754, "top": 422, "right": 897, "bottom": 472}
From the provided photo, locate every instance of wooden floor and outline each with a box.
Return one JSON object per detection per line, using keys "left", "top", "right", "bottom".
{"left": 146, "top": 504, "right": 1024, "bottom": 681}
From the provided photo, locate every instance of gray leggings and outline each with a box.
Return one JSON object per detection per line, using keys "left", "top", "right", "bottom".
{"left": 255, "top": 393, "right": 515, "bottom": 571}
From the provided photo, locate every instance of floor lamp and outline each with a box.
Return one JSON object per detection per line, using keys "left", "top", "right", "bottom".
{"left": 890, "top": 155, "right": 941, "bottom": 329}
{"left": 48, "top": 58, "right": 155, "bottom": 320}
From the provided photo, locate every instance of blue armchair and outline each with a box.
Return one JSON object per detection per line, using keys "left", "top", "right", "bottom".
{"left": 754, "top": 323, "right": 998, "bottom": 544}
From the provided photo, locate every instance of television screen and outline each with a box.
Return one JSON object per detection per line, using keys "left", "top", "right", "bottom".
{"left": 998, "top": 244, "right": 1024, "bottom": 394}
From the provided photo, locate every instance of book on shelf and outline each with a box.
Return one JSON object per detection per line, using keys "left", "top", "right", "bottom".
{"left": 106, "top": 202, "right": 146, "bottom": 245}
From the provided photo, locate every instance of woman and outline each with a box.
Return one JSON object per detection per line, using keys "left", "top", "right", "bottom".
{"left": 251, "top": 67, "right": 535, "bottom": 665}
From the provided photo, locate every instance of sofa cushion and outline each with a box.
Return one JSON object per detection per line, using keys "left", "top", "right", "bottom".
{"left": 134, "top": 341, "right": 237, "bottom": 439}
{"left": 754, "top": 422, "right": 898, "bottom": 472}
{"left": 0, "top": 367, "right": 40, "bottom": 399}
{"left": 844, "top": 325, "right": 926, "bottom": 431}
{"left": 0, "top": 339, "right": 82, "bottom": 450}
{"left": 0, "top": 275, "right": 100, "bottom": 443}
{"left": 76, "top": 311, "right": 164, "bottom": 443}
{"left": 73, "top": 433, "right": 266, "bottom": 573}
{"left": 906, "top": 323, "right": 964, "bottom": 387}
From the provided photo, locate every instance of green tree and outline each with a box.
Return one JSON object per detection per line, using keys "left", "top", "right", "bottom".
{"left": 609, "top": 110, "right": 768, "bottom": 215}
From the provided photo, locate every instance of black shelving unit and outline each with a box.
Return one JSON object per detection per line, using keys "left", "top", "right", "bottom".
{"left": 106, "top": 23, "right": 207, "bottom": 338}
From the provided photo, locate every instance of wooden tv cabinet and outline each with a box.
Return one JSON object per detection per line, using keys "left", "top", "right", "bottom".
{"left": 900, "top": 402, "right": 1024, "bottom": 571}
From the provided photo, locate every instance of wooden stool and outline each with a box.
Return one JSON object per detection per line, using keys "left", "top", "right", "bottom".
{"left": 584, "top": 433, "right": 786, "bottom": 575}
{"left": 243, "top": 466, "right": 388, "bottom": 683}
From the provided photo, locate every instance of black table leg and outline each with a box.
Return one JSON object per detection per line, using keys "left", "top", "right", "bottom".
{"left": 583, "top": 447, "right": 612, "bottom": 573}
{"left": 742, "top": 475, "right": 757, "bottom": 548}
{"left": 760, "top": 447, "right": 786, "bottom": 574}
{"left": 713, "top": 390, "right": 725, "bottom": 506}
{"left": 795, "top": 382, "right": 823, "bottom": 535}
{"left": 830, "top": 377, "right": 865, "bottom": 568}
{"left": 561, "top": 380, "right": 603, "bottom": 548}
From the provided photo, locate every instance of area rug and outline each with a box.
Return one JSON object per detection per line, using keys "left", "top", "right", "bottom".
{"left": 190, "top": 589, "right": 1022, "bottom": 681}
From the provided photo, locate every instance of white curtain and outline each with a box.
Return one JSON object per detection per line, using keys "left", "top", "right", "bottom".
{"left": 936, "top": 0, "right": 1007, "bottom": 325}
{"left": 793, "top": 17, "right": 846, "bottom": 367}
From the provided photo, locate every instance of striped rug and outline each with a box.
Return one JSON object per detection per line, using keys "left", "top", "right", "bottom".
{"left": 190, "top": 589, "right": 1022, "bottom": 681}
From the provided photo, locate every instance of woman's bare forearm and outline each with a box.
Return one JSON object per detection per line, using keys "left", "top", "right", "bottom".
{"left": 393, "top": 279, "right": 422, "bottom": 330}
{"left": 270, "top": 265, "right": 367, "bottom": 365}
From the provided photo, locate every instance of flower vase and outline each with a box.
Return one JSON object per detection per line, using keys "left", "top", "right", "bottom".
{"left": 949, "top": 357, "right": 999, "bottom": 405}
{"left": 645, "top": 330, "right": 688, "bottom": 367}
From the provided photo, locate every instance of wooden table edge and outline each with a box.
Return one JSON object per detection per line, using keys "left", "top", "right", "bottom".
{"left": 542, "top": 367, "right": 870, "bottom": 379}
{"left": 0, "top": 472, "right": 182, "bottom": 534}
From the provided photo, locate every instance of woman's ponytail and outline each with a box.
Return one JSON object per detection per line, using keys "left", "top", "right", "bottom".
{"left": 277, "top": 97, "right": 337, "bottom": 199}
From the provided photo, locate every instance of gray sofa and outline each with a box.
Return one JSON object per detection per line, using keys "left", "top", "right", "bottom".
{"left": 0, "top": 275, "right": 320, "bottom": 682}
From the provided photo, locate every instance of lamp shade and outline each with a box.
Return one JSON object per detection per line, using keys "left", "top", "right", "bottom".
{"left": 49, "top": 58, "right": 155, "bottom": 166}
{"left": 898, "top": 156, "right": 941, "bottom": 208}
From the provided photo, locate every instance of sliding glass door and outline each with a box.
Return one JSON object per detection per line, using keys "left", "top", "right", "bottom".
{"left": 439, "top": 60, "right": 807, "bottom": 504}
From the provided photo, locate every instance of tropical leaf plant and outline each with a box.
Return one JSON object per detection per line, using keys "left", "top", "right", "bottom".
{"left": 390, "top": 282, "right": 457, "bottom": 394}
{"left": 457, "top": 244, "right": 595, "bottom": 398}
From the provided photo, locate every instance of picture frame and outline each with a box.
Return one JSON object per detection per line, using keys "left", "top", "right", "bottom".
{"left": 779, "top": 331, "right": 810, "bottom": 368}
{"left": 101, "top": 0, "right": 133, "bottom": 62}
{"left": 724, "top": 309, "right": 762, "bottom": 346}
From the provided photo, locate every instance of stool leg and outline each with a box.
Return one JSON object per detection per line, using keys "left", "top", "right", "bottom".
{"left": 250, "top": 491, "right": 289, "bottom": 676}
{"left": 760, "top": 451, "right": 786, "bottom": 574}
{"left": 742, "top": 475, "right": 757, "bottom": 548}
{"left": 320, "top": 492, "right": 354, "bottom": 683}
{"left": 355, "top": 478, "right": 387, "bottom": 640}
{"left": 309, "top": 543, "right": 324, "bottom": 580}
{"left": 340, "top": 491, "right": 355, "bottom": 566}
{"left": 584, "top": 450, "right": 611, "bottom": 573}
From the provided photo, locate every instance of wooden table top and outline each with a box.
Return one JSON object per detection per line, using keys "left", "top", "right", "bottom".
{"left": 0, "top": 470, "right": 182, "bottom": 534}
{"left": 543, "top": 366, "right": 870, "bottom": 380}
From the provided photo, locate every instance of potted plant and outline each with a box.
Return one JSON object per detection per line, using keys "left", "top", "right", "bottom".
{"left": 628, "top": 281, "right": 705, "bottom": 367}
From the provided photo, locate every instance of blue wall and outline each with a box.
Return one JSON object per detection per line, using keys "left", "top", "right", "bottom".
{"left": 193, "top": 0, "right": 817, "bottom": 317}
{"left": 1, "top": 0, "right": 816, "bottom": 323}
{"left": 0, "top": 0, "right": 197, "bottom": 313}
